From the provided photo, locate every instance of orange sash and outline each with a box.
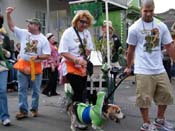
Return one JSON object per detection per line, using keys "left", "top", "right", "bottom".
{"left": 13, "top": 58, "right": 42, "bottom": 75}
{"left": 65, "top": 61, "right": 86, "bottom": 76}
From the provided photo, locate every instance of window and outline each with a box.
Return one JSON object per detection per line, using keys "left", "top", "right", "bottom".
{"left": 36, "top": 11, "right": 46, "bottom": 34}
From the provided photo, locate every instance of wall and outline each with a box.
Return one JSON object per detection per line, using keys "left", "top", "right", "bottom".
{"left": 0, "top": 0, "right": 69, "bottom": 42}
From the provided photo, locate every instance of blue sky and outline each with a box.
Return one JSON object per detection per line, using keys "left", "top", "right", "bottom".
{"left": 154, "top": 0, "right": 175, "bottom": 13}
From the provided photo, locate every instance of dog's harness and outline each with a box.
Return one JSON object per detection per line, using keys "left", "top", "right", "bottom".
{"left": 76, "top": 92, "right": 106, "bottom": 126}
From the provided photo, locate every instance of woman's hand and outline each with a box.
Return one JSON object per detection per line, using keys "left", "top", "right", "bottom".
{"left": 85, "top": 49, "right": 91, "bottom": 56}
{"left": 77, "top": 57, "right": 87, "bottom": 68}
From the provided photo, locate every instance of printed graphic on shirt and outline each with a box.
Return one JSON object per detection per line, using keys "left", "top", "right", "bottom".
{"left": 143, "top": 28, "right": 159, "bottom": 53}
{"left": 79, "top": 38, "right": 87, "bottom": 56}
{"left": 24, "top": 35, "right": 38, "bottom": 55}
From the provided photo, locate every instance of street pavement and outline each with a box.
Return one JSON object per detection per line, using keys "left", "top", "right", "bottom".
{"left": 0, "top": 76, "right": 175, "bottom": 131}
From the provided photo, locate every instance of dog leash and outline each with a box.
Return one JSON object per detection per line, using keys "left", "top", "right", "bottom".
{"left": 104, "top": 72, "right": 128, "bottom": 103}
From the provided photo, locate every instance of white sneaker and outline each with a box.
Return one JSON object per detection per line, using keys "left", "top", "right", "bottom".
{"left": 2, "top": 118, "right": 11, "bottom": 126}
{"left": 154, "top": 118, "right": 174, "bottom": 131}
{"left": 140, "top": 123, "right": 158, "bottom": 131}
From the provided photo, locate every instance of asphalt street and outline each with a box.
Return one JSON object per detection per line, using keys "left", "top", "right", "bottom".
{"left": 0, "top": 76, "right": 174, "bottom": 131}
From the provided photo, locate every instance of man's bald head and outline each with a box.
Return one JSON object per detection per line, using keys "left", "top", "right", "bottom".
{"left": 141, "top": 0, "right": 155, "bottom": 9}
{"left": 140, "top": 0, "right": 155, "bottom": 22}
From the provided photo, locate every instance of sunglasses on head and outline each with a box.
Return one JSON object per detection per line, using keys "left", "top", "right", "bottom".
{"left": 79, "top": 20, "right": 88, "bottom": 24}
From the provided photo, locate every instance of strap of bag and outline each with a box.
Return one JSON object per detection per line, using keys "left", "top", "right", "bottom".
{"left": 73, "top": 27, "right": 88, "bottom": 60}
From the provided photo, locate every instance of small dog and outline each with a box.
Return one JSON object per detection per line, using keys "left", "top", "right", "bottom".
{"left": 67, "top": 92, "right": 125, "bottom": 131}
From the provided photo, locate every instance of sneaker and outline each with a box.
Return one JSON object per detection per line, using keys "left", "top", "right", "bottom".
{"left": 30, "top": 109, "right": 38, "bottom": 117}
{"left": 16, "top": 111, "right": 28, "bottom": 120}
{"left": 154, "top": 118, "right": 175, "bottom": 131}
{"left": 2, "top": 118, "right": 11, "bottom": 126}
{"left": 140, "top": 123, "right": 158, "bottom": 131}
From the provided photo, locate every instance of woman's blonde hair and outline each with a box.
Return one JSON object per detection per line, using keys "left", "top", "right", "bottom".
{"left": 71, "top": 10, "right": 94, "bottom": 28}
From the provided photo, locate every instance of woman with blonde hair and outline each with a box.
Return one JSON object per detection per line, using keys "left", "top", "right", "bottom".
{"left": 58, "top": 10, "right": 94, "bottom": 103}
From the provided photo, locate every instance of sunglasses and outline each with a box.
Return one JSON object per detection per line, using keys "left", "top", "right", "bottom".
{"left": 79, "top": 20, "right": 88, "bottom": 25}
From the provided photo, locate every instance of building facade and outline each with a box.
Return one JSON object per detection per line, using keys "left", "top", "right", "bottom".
{"left": 0, "top": 0, "right": 69, "bottom": 41}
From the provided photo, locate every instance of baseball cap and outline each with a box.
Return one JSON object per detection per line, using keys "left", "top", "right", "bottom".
{"left": 26, "top": 18, "right": 41, "bottom": 26}
{"left": 103, "top": 20, "right": 113, "bottom": 30}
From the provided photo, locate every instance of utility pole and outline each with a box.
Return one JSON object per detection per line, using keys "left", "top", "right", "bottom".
{"left": 46, "top": 0, "right": 50, "bottom": 33}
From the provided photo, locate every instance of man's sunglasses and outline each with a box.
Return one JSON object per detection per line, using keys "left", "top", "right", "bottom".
{"left": 79, "top": 20, "right": 88, "bottom": 24}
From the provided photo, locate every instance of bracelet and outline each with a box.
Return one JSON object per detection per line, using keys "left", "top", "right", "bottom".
{"left": 74, "top": 58, "right": 79, "bottom": 64}
{"left": 37, "top": 55, "right": 40, "bottom": 59}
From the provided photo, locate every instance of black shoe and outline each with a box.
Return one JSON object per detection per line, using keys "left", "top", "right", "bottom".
{"left": 42, "top": 91, "right": 50, "bottom": 96}
{"left": 50, "top": 92, "right": 60, "bottom": 96}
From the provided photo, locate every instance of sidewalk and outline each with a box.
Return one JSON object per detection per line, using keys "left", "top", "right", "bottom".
{"left": 0, "top": 76, "right": 174, "bottom": 131}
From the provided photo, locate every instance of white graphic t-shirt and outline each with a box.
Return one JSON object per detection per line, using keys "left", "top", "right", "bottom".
{"left": 58, "top": 26, "right": 94, "bottom": 76}
{"left": 59, "top": 26, "right": 94, "bottom": 56}
{"left": 127, "top": 18, "right": 173, "bottom": 74}
{"left": 14, "top": 26, "right": 51, "bottom": 61}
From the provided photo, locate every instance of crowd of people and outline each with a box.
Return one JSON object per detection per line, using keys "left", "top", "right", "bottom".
{"left": 0, "top": 0, "right": 175, "bottom": 131}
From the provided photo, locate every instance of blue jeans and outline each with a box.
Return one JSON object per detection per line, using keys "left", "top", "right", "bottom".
{"left": 0, "top": 70, "right": 10, "bottom": 121}
{"left": 17, "top": 71, "right": 42, "bottom": 113}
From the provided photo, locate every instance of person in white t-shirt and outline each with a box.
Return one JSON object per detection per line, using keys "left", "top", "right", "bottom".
{"left": 6, "top": 7, "right": 51, "bottom": 120}
{"left": 58, "top": 10, "right": 94, "bottom": 104}
{"left": 124, "top": 0, "right": 175, "bottom": 131}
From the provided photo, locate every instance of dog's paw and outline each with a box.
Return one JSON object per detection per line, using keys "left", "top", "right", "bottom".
{"left": 70, "top": 125, "right": 76, "bottom": 131}
{"left": 92, "top": 125, "right": 104, "bottom": 131}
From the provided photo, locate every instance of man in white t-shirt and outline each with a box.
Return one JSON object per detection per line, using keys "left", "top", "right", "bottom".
{"left": 6, "top": 7, "right": 51, "bottom": 120}
{"left": 124, "top": 0, "right": 175, "bottom": 131}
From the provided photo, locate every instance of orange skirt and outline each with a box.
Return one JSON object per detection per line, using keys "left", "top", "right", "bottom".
{"left": 13, "top": 58, "right": 42, "bottom": 75}
{"left": 65, "top": 61, "right": 86, "bottom": 76}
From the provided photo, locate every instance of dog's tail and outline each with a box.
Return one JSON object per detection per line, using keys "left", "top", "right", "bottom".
{"left": 66, "top": 102, "right": 78, "bottom": 112}
{"left": 66, "top": 102, "right": 72, "bottom": 112}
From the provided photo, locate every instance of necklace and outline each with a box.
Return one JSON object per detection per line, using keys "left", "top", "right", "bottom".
{"left": 142, "top": 19, "right": 154, "bottom": 34}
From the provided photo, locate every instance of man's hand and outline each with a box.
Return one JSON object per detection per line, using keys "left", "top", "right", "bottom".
{"left": 6, "top": 7, "right": 15, "bottom": 14}
{"left": 124, "top": 67, "right": 132, "bottom": 75}
{"left": 30, "top": 55, "right": 38, "bottom": 61}
{"left": 6, "top": 7, "right": 16, "bottom": 32}
{"left": 165, "top": 42, "right": 175, "bottom": 62}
